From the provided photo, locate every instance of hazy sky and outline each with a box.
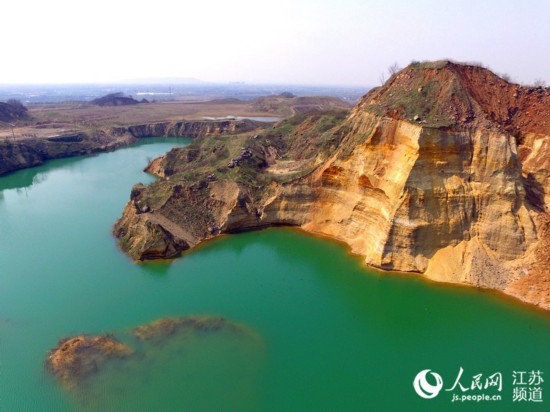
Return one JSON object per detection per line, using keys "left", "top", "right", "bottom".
{"left": 2, "top": 0, "right": 549, "bottom": 86}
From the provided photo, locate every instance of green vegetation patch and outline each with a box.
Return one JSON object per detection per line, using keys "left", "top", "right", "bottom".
{"left": 409, "top": 60, "right": 451, "bottom": 70}
{"left": 133, "top": 109, "right": 351, "bottom": 218}
{"left": 366, "top": 71, "right": 469, "bottom": 128}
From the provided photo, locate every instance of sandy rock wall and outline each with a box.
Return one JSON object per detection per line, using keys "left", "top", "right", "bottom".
{"left": 115, "top": 111, "right": 549, "bottom": 309}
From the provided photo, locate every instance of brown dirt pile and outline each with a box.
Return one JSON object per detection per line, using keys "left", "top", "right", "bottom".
{"left": 360, "top": 60, "right": 550, "bottom": 134}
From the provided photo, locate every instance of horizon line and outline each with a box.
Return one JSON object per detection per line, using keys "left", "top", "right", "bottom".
{"left": 0, "top": 80, "right": 371, "bottom": 89}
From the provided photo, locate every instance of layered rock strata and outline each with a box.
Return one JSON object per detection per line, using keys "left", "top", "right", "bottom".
{"left": 115, "top": 62, "right": 550, "bottom": 310}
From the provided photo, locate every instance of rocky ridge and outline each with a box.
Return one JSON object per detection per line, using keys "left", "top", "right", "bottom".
{"left": 115, "top": 61, "right": 550, "bottom": 310}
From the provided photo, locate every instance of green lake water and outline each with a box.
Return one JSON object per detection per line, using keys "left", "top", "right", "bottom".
{"left": 0, "top": 138, "right": 549, "bottom": 411}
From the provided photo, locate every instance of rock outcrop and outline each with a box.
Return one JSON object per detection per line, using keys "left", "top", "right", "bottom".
{"left": 125, "top": 119, "right": 262, "bottom": 139}
{"left": 0, "top": 132, "right": 132, "bottom": 176}
{"left": 46, "top": 315, "right": 261, "bottom": 389}
{"left": 114, "top": 61, "right": 550, "bottom": 310}
{"left": 45, "top": 335, "right": 133, "bottom": 387}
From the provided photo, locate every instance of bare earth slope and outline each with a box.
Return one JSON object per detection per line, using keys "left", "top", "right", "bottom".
{"left": 114, "top": 61, "right": 550, "bottom": 310}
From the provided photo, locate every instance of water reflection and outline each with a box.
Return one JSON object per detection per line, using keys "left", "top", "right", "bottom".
{"left": 0, "top": 164, "right": 48, "bottom": 191}
{"left": 138, "top": 260, "right": 174, "bottom": 277}
{"left": 0, "top": 138, "right": 191, "bottom": 193}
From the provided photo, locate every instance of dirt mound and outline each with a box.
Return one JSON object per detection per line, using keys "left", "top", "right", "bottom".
{"left": 359, "top": 60, "right": 550, "bottom": 133}
{"left": 91, "top": 92, "right": 142, "bottom": 107}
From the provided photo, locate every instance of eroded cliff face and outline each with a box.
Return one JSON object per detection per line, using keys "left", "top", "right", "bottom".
{"left": 0, "top": 119, "right": 265, "bottom": 176}
{"left": 0, "top": 132, "right": 132, "bottom": 175}
{"left": 115, "top": 62, "right": 550, "bottom": 310}
{"left": 125, "top": 119, "right": 262, "bottom": 139}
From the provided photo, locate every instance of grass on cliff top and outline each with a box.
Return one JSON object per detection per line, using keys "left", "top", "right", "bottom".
{"left": 257, "top": 110, "right": 348, "bottom": 160}
{"left": 408, "top": 60, "right": 451, "bottom": 70}
{"left": 167, "top": 109, "right": 347, "bottom": 167}
{"left": 0, "top": 130, "right": 119, "bottom": 156}
{"left": 138, "top": 110, "right": 350, "bottom": 203}
{"left": 366, "top": 71, "right": 472, "bottom": 128}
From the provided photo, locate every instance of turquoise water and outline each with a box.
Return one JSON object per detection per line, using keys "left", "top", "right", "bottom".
{"left": 0, "top": 138, "right": 549, "bottom": 411}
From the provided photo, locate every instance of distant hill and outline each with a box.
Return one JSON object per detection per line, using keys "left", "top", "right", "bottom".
{"left": 278, "top": 92, "right": 296, "bottom": 98}
{"left": 0, "top": 100, "right": 28, "bottom": 123}
{"left": 91, "top": 93, "right": 146, "bottom": 107}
